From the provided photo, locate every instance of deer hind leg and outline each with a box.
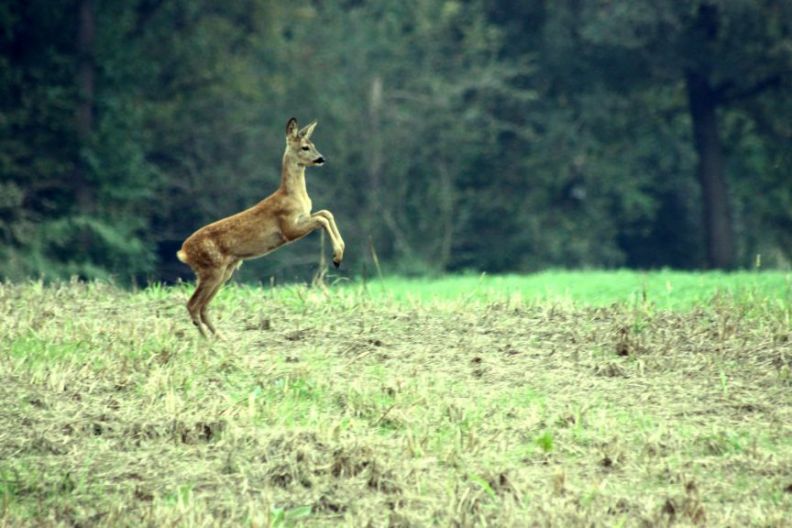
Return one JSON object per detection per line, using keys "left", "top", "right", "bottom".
{"left": 192, "top": 270, "right": 224, "bottom": 336}
{"left": 198, "top": 259, "right": 241, "bottom": 336}
{"left": 186, "top": 275, "right": 215, "bottom": 338}
{"left": 183, "top": 255, "right": 226, "bottom": 336}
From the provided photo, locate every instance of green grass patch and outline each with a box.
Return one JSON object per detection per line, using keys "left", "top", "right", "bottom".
{"left": 353, "top": 270, "right": 792, "bottom": 309}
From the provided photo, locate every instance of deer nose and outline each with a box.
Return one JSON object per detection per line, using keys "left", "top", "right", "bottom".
{"left": 314, "top": 156, "right": 325, "bottom": 165}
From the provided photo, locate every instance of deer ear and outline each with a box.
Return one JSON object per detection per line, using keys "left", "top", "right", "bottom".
{"left": 299, "top": 120, "right": 318, "bottom": 139}
{"left": 286, "top": 117, "right": 299, "bottom": 139}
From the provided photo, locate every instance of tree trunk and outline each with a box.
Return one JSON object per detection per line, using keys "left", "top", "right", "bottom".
{"left": 75, "top": 0, "right": 95, "bottom": 210}
{"left": 367, "top": 76, "right": 383, "bottom": 231}
{"left": 685, "top": 71, "right": 736, "bottom": 269}
{"left": 436, "top": 158, "right": 456, "bottom": 270}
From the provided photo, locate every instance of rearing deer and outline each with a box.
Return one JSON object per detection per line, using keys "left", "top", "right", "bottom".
{"left": 177, "top": 117, "right": 345, "bottom": 337}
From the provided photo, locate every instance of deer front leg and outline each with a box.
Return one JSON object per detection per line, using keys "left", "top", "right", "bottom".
{"left": 312, "top": 210, "right": 345, "bottom": 267}
{"left": 283, "top": 214, "right": 344, "bottom": 267}
{"left": 282, "top": 215, "right": 330, "bottom": 245}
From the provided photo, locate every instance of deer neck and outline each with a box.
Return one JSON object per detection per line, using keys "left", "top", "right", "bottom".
{"left": 280, "top": 151, "right": 308, "bottom": 197}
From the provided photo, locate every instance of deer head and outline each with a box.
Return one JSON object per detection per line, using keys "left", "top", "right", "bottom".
{"left": 285, "top": 117, "right": 324, "bottom": 167}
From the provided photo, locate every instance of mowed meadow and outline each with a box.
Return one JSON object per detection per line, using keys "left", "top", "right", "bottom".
{"left": 1, "top": 271, "right": 791, "bottom": 527}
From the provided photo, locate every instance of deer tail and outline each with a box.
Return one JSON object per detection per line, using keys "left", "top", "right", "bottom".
{"left": 177, "top": 249, "right": 189, "bottom": 264}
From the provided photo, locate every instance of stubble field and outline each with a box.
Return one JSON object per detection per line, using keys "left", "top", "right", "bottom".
{"left": 1, "top": 272, "right": 791, "bottom": 526}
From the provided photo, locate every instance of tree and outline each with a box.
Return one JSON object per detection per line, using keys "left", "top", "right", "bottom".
{"left": 262, "top": 0, "right": 532, "bottom": 274}
{"left": 546, "top": 0, "right": 792, "bottom": 268}
{"left": 2, "top": 0, "right": 790, "bottom": 282}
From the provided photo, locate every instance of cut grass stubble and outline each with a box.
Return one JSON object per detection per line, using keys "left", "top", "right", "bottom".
{"left": 1, "top": 273, "right": 791, "bottom": 526}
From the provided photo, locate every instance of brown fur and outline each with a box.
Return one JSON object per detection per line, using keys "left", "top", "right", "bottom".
{"left": 177, "top": 118, "right": 345, "bottom": 337}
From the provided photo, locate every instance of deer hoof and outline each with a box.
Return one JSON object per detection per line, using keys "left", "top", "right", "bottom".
{"left": 333, "top": 259, "right": 341, "bottom": 268}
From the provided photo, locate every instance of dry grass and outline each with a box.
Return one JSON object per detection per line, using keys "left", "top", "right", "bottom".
{"left": 1, "top": 279, "right": 791, "bottom": 527}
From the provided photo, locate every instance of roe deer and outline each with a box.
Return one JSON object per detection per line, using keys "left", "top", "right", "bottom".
{"left": 177, "top": 117, "right": 345, "bottom": 337}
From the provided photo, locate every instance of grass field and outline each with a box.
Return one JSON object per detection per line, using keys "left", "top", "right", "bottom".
{"left": 356, "top": 270, "right": 792, "bottom": 308}
{"left": 1, "top": 271, "right": 791, "bottom": 526}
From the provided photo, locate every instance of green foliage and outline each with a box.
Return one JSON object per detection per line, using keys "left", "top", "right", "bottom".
{"left": 541, "top": 0, "right": 792, "bottom": 268}
{"left": 269, "top": 504, "right": 312, "bottom": 527}
{"left": 0, "top": 0, "right": 790, "bottom": 282}
{"left": 534, "top": 431, "right": 555, "bottom": 453}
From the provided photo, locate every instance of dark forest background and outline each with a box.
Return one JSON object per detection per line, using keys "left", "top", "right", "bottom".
{"left": 1, "top": 0, "right": 791, "bottom": 284}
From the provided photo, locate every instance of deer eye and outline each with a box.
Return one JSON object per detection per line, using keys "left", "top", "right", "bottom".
{"left": 301, "top": 146, "right": 310, "bottom": 151}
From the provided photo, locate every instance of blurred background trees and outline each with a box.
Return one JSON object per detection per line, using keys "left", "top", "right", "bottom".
{"left": 1, "top": 0, "right": 790, "bottom": 283}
